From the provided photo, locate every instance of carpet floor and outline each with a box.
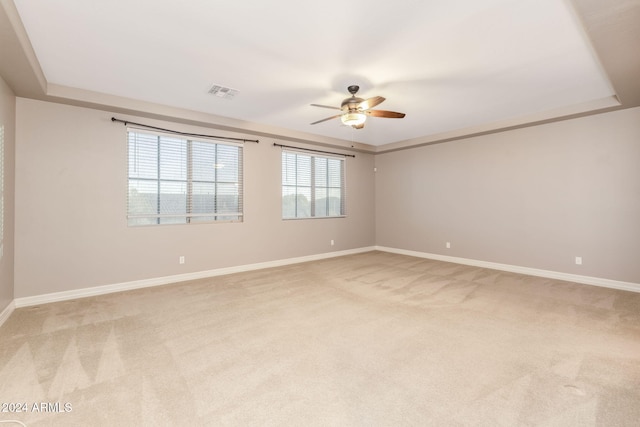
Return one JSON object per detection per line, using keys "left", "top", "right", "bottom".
{"left": 1, "top": 251, "right": 639, "bottom": 426}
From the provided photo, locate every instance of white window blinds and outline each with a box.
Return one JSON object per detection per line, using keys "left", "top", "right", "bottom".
{"left": 281, "top": 149, "right": 345, "bottom": 219}
{"left": 0, "top": 125, "right": 4, "bottom": 257}
{"left": 128, "top": 130, "right": 243, "bottom": 226}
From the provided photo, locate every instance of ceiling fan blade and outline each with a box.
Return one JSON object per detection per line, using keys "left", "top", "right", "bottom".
{"left": 310, "top": 114, "right": 342, "bottom": 125}
{"left": 310, "top": 103, "right": 341, "bottom": 110}
{"left": 357, "top": 96, "right": 385, "bottom": 110}
{"left": 365, "top": 110, "right": 406, "bottom": 118}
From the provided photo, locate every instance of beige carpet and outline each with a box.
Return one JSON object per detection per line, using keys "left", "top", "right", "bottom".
{"left": 1, "top": 251, "right": 639, "bottom": 426}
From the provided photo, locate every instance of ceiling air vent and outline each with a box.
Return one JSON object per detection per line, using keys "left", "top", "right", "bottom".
{"left": 208, "top": 84, "right": 239, "bottom": 100}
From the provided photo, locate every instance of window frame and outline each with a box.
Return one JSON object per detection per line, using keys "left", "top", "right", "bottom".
{"left": 127, "top": 128, "right": 243, "bottom": 226}
{"left": 281, "top": 148, "right": 346, "bottom": 220}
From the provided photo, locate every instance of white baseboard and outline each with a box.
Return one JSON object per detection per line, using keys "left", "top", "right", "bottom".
{"left": 0, "top": 300, "right": 15, "bottom": 328}
{"left": 9, "top": 244, "right": 639, "bottom": 311}
{"left": 375, "top": 246, "right": 640, "bottom": 293}
{"left": 14, "top": 247, "right": 376, "bottom": 308}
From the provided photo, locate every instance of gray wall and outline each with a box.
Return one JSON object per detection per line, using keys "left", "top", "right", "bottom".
{"left": 0, "top": 76, "right": 15, "bottom": 311}
{"left": 376, "top": 107, "right": 640, "bottom": 283}
{"left": 11, "top": 98, "right": 640, "bottom": 300}
{"left": 14, "top": 98, "right": 375, "bottom": 298}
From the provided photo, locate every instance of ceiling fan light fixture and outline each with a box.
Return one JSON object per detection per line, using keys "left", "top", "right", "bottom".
{"left": 341, "top": 112, "right": 366, "bottom": 126}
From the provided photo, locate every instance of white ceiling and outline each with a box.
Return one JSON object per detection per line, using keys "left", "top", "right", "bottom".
{"left": 12, "top": 0, "right": 617, "bottom": 147}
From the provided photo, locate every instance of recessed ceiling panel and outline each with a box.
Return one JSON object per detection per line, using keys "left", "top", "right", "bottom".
{"left": 13, "top": 0, "right": 615, "bottom": 146}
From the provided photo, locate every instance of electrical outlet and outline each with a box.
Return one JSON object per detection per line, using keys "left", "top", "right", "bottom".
{"left": 575, "top": 256, "right": 582, "bottom": 265}
{"left": 179, "top": 256, "right": 185, "bottom": 264}
{"left": 446, "top": 242, "right": 451, "bottom": 249}
{"left": 330, "top": 240, "right": 335, "bottom": 246}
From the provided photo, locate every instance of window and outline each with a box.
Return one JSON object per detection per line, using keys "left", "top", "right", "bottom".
{"left": 127, "top": 130, "right": 243, "bottom": 226}
{"left": 0, "top": 125, "right": 3, "bottom": 257}
{"left": 282, "top": 150, "right": 345, "bottom": 219}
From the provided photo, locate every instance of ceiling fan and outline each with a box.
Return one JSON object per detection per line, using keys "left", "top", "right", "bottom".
{"left": 310, "top": 85, "right": 406, "bottom": 129}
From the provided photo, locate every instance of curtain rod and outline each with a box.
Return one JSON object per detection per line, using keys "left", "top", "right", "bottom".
{"left": 111, "top": 117, "right": 259, "bottom": 143}
{"left": 273, "top": 143, "right": 356, "bottom": 158}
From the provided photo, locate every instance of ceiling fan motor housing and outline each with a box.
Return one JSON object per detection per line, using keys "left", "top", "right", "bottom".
{"left": 342, "top": 98, "right": 363, "bottom": 111}
{"left": 342, "top": 85, "right": 364, "bottom": 111}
